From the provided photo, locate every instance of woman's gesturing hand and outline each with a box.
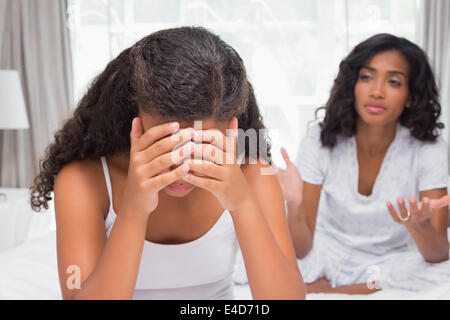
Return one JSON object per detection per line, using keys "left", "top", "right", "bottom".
{"left": 275, "top": 147, "right": 304, "bottom": 207}
{"left": 386, "top": 195, "right": 450, "bottom": 227}
{"left": 181, "top": 117, "right": 254, "bottom": 214}
{"left": 119, "top": 117, "right": 194, "bottom": 218}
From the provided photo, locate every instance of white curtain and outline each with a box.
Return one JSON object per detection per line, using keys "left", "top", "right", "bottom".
{"left": 417, "top": 0, "right": 450, "bottom": 168}
{"left": 0, "top": 0, "right": 74, "bottom": 188}
{"left": 0, "top": 1, "right": 6, "bottom": 46}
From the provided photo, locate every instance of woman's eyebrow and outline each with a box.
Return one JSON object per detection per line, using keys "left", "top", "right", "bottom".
{"left": 360, "top": 66, "right": 376, "bottom": 72}
{"left": 361, "top": 66, "right": 407, "bottom": 78}
{"left": 386, "top": 70, "right": 408, "bottom": 79}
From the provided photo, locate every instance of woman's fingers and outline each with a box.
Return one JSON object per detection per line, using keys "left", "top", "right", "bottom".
{"left": 138, "top": 141, "right": 233, "bottom": 179}
{"left": 130, "top": 117, "right": 144, "bottom": 147}
{"left": 184, "top": 159, "right": 226, "bottom": 181}
{"left": 139, "top": 128, "right": 194, "bottom": 163}
{"left": 388, "top": 194, "right": 450, "bottom": 225}
{"left": 227, "top": 117, "right": 238, "bottom": 158}
{"left": 430, "top": 195, "right": 450, "bottom": 211}
{"left": 140, "top": 140, "right": 234, "bottom": 179}
{"left": 144, "top": 162, "right": 190, "bottom": 192}
{"left": 192, "top": 143, "right": 227, "bottom": 165}
{"left": 280, "top": 147, "right": 292, "bottom": 166}
{"left": 144, "top": 142, "right": 195, "bottom": 178}
{"left": 194, "top": 129, "right": 237, "bottom": 159}
{"left": 396, "top": 197, "right": 409, "bottom": 221}
{"left": 193, "top": 119, "right": 238, "bottom": 163}
{"left": 182, "top": 172, "right": 222, "bottom": 193}
{"left": 133, "top": 121, "right": 241, "bottom": 173}
{"left": 409, "top": 195, "right": 419, "bottom": 215}
{"left": 133, "top": 121, "right": 180, "bottom": 152}
{"left": 422, "top": 197, "right": 432, "bottom": 217}
{"left": 386, "top": 198, "right": 409, "bottom": 224}
{"left": 195, "top": 129, "right": 226, "bottom": 150}
{"left": 409, "top": 195, "right": 430, "bottom": 222}
{"left": 386, "top": 201, "right": 401, "bottom": 223}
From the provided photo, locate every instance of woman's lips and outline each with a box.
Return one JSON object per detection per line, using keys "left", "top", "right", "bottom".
{"left": 166, "top": 183, "right": 194, "bottom": 192}
{"left": 365, "top": 103, "right": 386, "bottom": 114}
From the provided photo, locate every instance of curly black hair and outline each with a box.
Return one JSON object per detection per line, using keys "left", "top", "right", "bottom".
{"left": 317, "top": 33, "right": 444, "bottom": 148}
{"left": 31, "top": 26, "right": 271, "bottom": 212}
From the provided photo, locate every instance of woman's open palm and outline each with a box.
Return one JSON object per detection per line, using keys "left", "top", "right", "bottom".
{"left": 275, "top": 147, "right": 304, "bottom": 206}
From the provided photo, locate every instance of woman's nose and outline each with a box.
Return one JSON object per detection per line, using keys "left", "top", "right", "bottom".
{"left": 370, "top": 79, "right": 385, "bottom": 99}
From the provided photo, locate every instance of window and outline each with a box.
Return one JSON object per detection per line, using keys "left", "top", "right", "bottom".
{"left": 68, "top": 0, "right": 417, "bottom": 165}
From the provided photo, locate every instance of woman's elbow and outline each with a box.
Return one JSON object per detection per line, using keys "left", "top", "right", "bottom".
{"left": 423, "top": 245, "right": 449, "bottom": 263}
{"left": 294, "top": 242, "right": 313, "bottom": 259}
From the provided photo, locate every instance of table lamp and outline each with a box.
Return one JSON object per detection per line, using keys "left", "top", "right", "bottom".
{"left": 0, "top": 70, "right": 30, "bottom": 201}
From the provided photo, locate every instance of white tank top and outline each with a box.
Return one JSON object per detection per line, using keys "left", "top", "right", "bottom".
{"left": 100, "top": 156, "right": 239, "bottom": 299}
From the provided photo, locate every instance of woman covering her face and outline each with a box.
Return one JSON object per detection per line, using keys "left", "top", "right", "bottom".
{"left": 31, "top": 27, "right": 305, "bottom": 300}
{"left": 277, "top": 33, "right": 450, "bottom": 294}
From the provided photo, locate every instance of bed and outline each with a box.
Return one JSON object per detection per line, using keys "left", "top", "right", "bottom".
{"left": 1, "top": 188, "right": 449, "bottom": 300}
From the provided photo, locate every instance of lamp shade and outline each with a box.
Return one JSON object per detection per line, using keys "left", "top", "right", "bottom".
{"left": 0, "top": 70, "right": 29, "bottom": 129}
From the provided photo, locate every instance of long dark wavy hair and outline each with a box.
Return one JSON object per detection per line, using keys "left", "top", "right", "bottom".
{"left": 31, "top": 26, "right": 271, "bottom": 212}
{"left": 317, "top": 33, "right": 443, "bottom": 148}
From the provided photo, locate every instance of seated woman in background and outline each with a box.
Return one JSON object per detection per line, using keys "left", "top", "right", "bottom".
{"left": 276, "top": 33, "right": 450, "bottom": 294}
{"left": 30, "top": 27, "right": 305, "bottom": 300}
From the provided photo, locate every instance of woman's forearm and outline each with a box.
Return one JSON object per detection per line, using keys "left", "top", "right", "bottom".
{"left": 308, "top": 283, "right": 380, "bottom": 295}
{"left": 70, "top": 211, "right": 148, "bottom": 300}
{"left": 407, "top": 221, "right": 449, "bottom": 263}
{"left": 231, "top": 199, "right": 306, "bottom": 300}
{"left": 286, "top": 202, "right": 313, "bottom": 259}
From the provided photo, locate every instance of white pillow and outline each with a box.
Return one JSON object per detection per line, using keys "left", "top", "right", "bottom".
{"left": 0, "top": 231, "right": 61, "bottom": 299}
{"left": 0, "top": 188, "right": 55, "bottom": 253}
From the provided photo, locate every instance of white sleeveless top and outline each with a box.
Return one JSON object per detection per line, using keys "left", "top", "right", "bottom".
{"left": 100, "top": 156, "right": 239, "bottom": 299}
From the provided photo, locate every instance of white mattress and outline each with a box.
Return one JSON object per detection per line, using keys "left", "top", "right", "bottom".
{"left": 1, "top": 230, "right": 450, "bottom": 300}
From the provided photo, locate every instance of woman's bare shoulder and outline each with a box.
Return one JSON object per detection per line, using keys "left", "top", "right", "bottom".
{"left": 56, "top": 158, "right": 104, "bottom": 187}
{"left": 54, "top": 157, "right": 109, "bottom": 218}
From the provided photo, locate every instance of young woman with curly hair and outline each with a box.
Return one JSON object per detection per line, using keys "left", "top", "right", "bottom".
{"left": 276, "top": 33, "right": 450, "bottom": 294}
{"left": 31, "top": 27, "right": 305, "bottom": 300}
